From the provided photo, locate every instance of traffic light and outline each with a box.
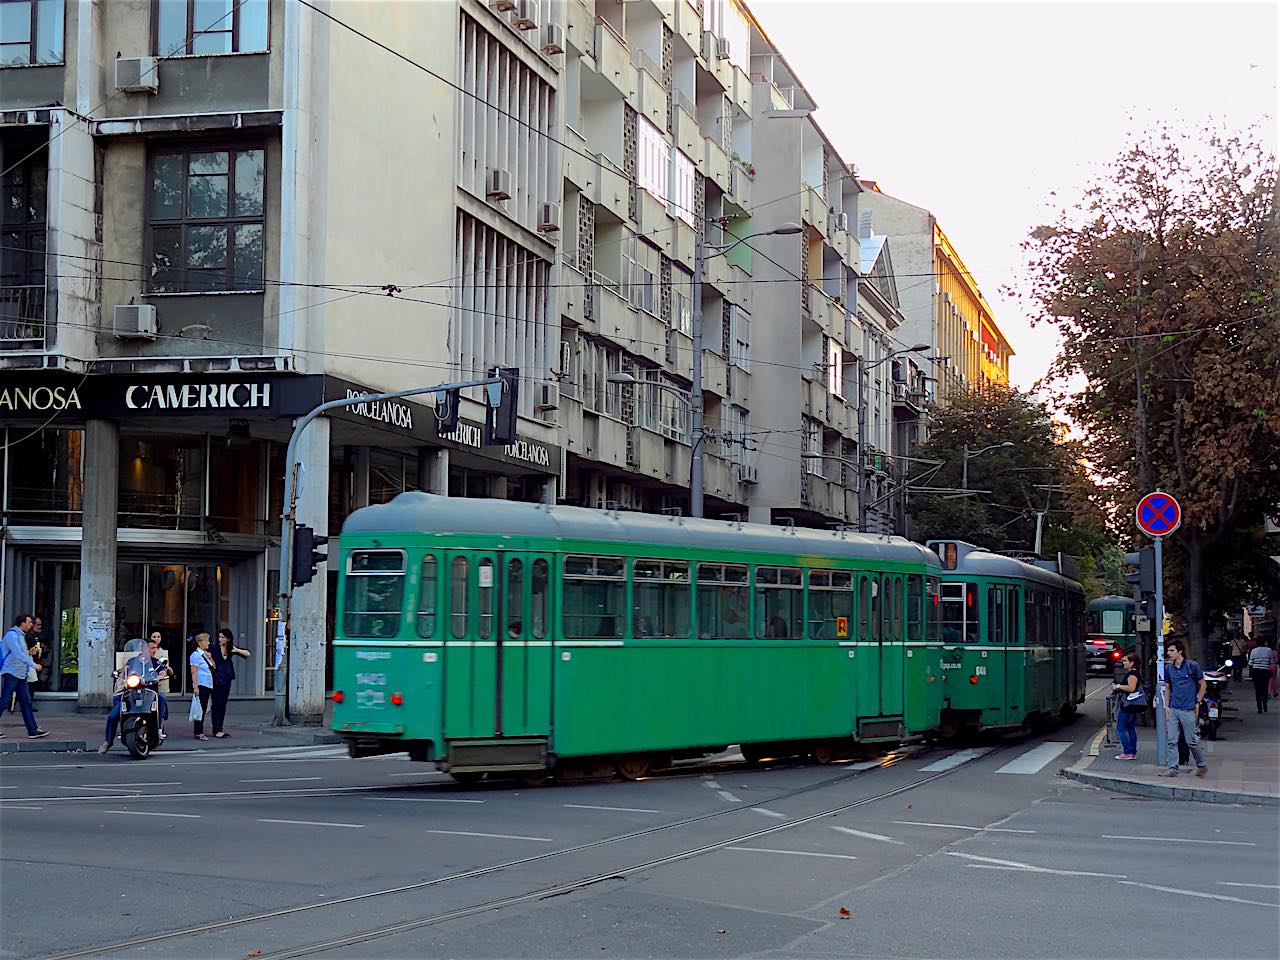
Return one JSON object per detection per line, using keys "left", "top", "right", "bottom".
{"left": 434, "top": 388, "right": 460, "bottom": 433}
{"left": 484, "top": 366, "right": 519, "bottom": 446}
{"left": 291, "top": 524, "right": 329, "bottom": 588}
{"left": 1123, "top": 547, "right": 1155, "bottom": 593}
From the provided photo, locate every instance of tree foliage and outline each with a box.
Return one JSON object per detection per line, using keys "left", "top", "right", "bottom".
{"left": 1014, "top": 122, "right": 1280, "bottom": 651}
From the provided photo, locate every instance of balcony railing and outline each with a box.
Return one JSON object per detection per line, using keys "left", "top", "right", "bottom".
{"left": 0, "top": 284, "right": 46, "bottom": 344}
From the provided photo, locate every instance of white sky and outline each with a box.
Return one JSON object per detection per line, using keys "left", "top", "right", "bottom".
{"left": 750, "top": 0, "right": 1279, "bottom": 393}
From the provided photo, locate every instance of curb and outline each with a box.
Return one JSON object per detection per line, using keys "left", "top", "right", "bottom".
{"left": 1063, "top": 758, "right": 1278, "bottom": 806}
{"left": 0, "top": 739, "right": 87, "bottom": 754}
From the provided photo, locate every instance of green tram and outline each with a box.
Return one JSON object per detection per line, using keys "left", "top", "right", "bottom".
{"left": 927, "top": 541, "right": 1087, "bottom": 734}
{"left": 330, "top": 493, "right": 945, "bottom": 781}
{"left": 1085, "top": 595, "right": 1137, "bottom": 674}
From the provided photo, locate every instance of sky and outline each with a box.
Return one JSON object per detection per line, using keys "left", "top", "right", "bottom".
{"left": 750, "top": 0, "right": 1278, "bottom": 394}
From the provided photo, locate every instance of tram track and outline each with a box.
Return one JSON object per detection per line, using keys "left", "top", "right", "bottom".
{"left": 42, "top": 741, "right": 1010, "bottom": 960}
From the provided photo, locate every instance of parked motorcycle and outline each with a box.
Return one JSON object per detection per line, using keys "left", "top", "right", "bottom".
{"left": 1198, "top": 661, "right": 1231, "bottom": 741}
{"left": 114, "top": 638, "right": 167, "bottom": 760}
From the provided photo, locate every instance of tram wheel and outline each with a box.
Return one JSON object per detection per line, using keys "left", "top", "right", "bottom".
{"left": 811, "top": 742, "right": 836, "bottom": 765}
{"left": 614, "top": 755, "right": 651, "bottom": 780}
{"left": 518, "top": 769, "right": 551, "bottom": 787}
{"left": 449, "top": 771, "right": 484, "bottom": 786}
{"left": 740, "top": 744, "right": 766, "bottom": 766}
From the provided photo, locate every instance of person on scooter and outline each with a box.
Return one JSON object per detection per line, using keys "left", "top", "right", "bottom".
{"left": 98, "top": 637, "right": 174, "bottom": 755}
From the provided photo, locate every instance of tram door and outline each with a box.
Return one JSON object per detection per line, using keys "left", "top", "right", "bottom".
{"left": 880, "top": 576, "right": 905, "bottom": 718}
{"left": 443, "top": 551, "right": 552, "bottom": 740}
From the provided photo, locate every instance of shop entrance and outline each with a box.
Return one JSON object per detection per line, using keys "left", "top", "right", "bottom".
{"left": 32, "top": 561, "right": 81, "bottom": 693}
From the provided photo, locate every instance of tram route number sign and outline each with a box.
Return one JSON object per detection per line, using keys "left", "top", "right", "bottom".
{"left": 836, "top": 617, "right": 849, "bottom": 638}
{"left": 1136, "top": 491, "right": 1181, "bottom": 538}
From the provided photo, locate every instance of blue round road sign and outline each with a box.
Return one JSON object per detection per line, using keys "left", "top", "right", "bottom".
{"left": 1136, "top": 492, "right": 1181, "bottom": 538}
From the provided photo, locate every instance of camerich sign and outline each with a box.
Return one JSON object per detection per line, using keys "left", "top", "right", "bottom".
{"left": 125, "top": 381, "right": 272, "bottom": 410}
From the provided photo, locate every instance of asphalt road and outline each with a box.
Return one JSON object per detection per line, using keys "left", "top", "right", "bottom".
{"left": 1, "top": 681, "right": 1274, "bottom": 960}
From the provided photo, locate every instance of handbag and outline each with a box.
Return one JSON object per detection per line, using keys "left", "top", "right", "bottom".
{"left": 189, "top": 696, "right": 204, "bottom": 722}
{"left": 1122, "top": 685, "right": 1148, "bottom": 711}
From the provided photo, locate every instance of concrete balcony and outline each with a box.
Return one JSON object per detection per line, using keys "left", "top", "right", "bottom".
{"left": 704, "top": 138, "right": 731, "bottom": 195}
{"left": 668, "top": 328, "right": 694, "bottom": 380}
{"left": 582, "top": 408, "right": 629, "bottom": 468}
{"left": 703, "top": 451, "right": 740, "bottom": 503}
{"left": 635, "top": 58, "right": 667, "bottom": 130}
{"left": 638, "top": 187, "right": 668, "bottom": 237}
{"left": 564, "top": 127, "right": 598, "bottom": 199}
{"left": 713, "top": 46, "right": 734, "bottom": 90}
{"left": 704, "top": 251, "right": 735, "bottom": 294}
{"left": 802, "top": 376, "right": 829, "bottom": 422}
{"left": 559, "top": 260, "right": 588, "bottom": 328}
{"left": 672, "top": 100, "right": 701, "bottom": 168}
{"left": 810, "top": 288, "right": 841, "bottom": 341}
{"left": 594, "top": 279, "right": 632, "bottom": 347}
{"left": 802, "top": 186, "right": 830, "bottom": 237}
{"left": 700, "top": 349, "right": 729, "bottom": 398}
{"left": 567, "top": 0, "right": 596, "bottom": 59}
{"left": 0, "top": 284, "right": 48, "bottom": 348}
{"left": 593, "top": 17, "right": 635, "bottom": 100}
{"left": 726, "top": 161, "right": 753, "bottom": 210}
{"left": 630, "top": 308, "right": 667, "bottom": 366}
{"left": 667, "top": 218, "right": 696, "bottom": 269}
{"left": 805, "top": 473, "right": 853, "bottom": 522}
{"left": 597, "top": 154, "right": 631, "bottom": 223}
{"left": 726, "top": 364, "right": 751, "bottom": 406}
{"left": 675, "top": 0, "right": 700, "bottom": 55}
{"left": 559, "top": 392, "right": 585, "bottom": 442}
{"left": 732, "top": 66, "right": 752, "bottom": 115}
{"left": 666, "top": 438, "right": 691, "bottom": 487}
{"left": 630, "top": 426, "right": 667, "bottom": 481}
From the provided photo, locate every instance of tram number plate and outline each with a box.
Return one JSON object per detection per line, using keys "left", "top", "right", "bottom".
{"left": 975, "top": 666, "right": 987, "bottom": 677}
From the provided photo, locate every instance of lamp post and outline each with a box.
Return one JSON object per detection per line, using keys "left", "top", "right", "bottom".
{"left": 856, "top": 343, "right": 930, "bottom": 531}
{"left": 961, "top": 441, "right": 1014, "bottom": 491}
{"left": 691, "top": 221, "right": 802, "bottom": 518}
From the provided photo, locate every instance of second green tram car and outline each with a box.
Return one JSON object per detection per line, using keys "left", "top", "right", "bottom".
{"left": 927, "top": 540, "right": 1087, "bottom": 734}
{"left": 1085, "top": 595, "right": 1138, "bottom": 675}
{"left": 331, "top": 493, "right": 946, "bottom": 780}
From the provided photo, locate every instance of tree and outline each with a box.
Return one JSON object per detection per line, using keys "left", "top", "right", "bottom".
{"left": 1017, "top": 122, "right": 1280, "bottom": 656}
{"left": 907, "top": 386, "right": 1118, "bottom": 597}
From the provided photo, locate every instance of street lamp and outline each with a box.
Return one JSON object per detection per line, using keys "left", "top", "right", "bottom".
{"left": 854, "top": 343, "right": 930, "bottom": 531}
{"left": 691, "top": 221, "right": 803, "bottom": 518}
{"left": 961, "top": 441, "right": 1014, "bottom": 491}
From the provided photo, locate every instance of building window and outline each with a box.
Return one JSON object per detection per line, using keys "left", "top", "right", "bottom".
{"left": 672, "top": 280, "right": 693, "bottom": 337}
{"left": 803, "top": 417, "right": 821, "bottom": 475}
{"left": 634, "top": 366, "right": 660, "bottom": 432}
{"left": 622, "top": 235, "right": 657, "bottom": 315}
{"left": 729, "top": 306, "right": 750, "bottom": 371}
{"left": 1, "top": 143, "right": 47, "bottom": 338}
{"left": 0, "top": 0, "right": 63, "bottom": 66}
{"left": 658, "top": 379, "right": 690, "bottom": 443}
{"left": 118, "top": 434, "right": 205, "bottom": 530}
{"left": 581, "top": 339, "right": 622, "bottom": 418}
{"left": 148, "top": 145, "right": 265, "bottom": 293}
{"left": 636, "top": 116, "right": 669, "bottom": 203}
{"left": 828, "top": 340, "right": 843, "bottom": 397}
{"left": 155, "top": 0, "right": 268, "bottom": 56}
{"left": 2, "top": 426, "right": 81, "bottom": 524}
{"left": 671, "top": 149, "right": 696, "bottom": 226}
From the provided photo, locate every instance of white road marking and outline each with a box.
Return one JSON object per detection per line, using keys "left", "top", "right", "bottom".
{"left": 948, "top": 852, "right": 1126, "bottom": 879}
{"left": 750, "top": 807, "right": 787, "bottom": 818}
{"left": 919, "top": 748, "right": 986, "bottom": 772}
{"left": 0, "top": 805, "right": 43, "bottom": 810}
{"left": 891, "top": 820, "right": 1034, "bottom": 834}
{"left": 59, "top": 786, "right": 142, "bottom": 792}
{"left": 563, "top": 804, "right": 662, "bottom": 814}
{"left": 717, "top": 790, "right": 742, "bottom": 803}
{"left": 1120, "top": 881, "right": 1277, "bottom": 907}
{"left": 830, "top": 825, "right": 903, "bottom": 844}
{"left": 377, "top": 797, "right": 485, "bottom": 804}
{"left": 703, "top": 779, "right": 722, "bottom": 789}
{"left": 106, "top": 810, "right": 200, "bottom": 819}
{"left": 386, "top": 772, "right": 449, "bottom": 778}
{"left": 258, "top": 818, "right": 364, "bottom": 829}
{"left": 1103, "top": 835, "right": 1256, "bottom": 847}
{"left": 425, "top": 829, "right": 553, "bottom": 842}
{"left": 239, "top": 777, "right": 324, "bottom": 784}
{"left": 848, "top": 761, "right": 881, "bottom": 771}
{"left": 728, "top": 847, "right": 858, "bottom": 861}
{"left": 994, "top": 742, "right": 1073, "bottom": 775}
{"left": 72, "top": 782, "right": 181, "bottom": 787}
{"left": 1219, "top": 882, "right": 1280, "bottom": 890}
{"left": 985, "top": 828, "right": 1037, "bottom": 834}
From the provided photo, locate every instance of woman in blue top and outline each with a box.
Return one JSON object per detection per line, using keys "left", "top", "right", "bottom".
{"left": 209, "top": 628, "right": 250, "bottom": 738}
{"left": 189, "top": 633, "right": 216, "bottom": 741}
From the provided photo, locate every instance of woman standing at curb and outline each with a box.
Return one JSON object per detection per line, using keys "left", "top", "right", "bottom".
{"left": 189, "top": 633, "right": 215, "bottom": 740}
{"left": 1111, "top": 651, "right": 1142, "bottom": 760}
{"left": 209, "top": 628, "right": 250, "bottom": 739}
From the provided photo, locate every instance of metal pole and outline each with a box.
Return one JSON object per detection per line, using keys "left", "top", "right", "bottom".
{"left": 962, "top": 444, "right": 970, "bottom": 491}
{"left": 1154, "top": 534, "right": 1167, "bottom": 766}
{"left": 690, "top": 233, "right": 705, "bottom": 518}
{"left": 273, "top": 376, "right": 502, "bottom": 726}
{"left": 856, "top": 356, "right": 867, "bottom": 531}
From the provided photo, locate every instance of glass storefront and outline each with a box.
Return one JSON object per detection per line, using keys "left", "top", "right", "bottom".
{"left": 3, "top": 427, "right": 83, "bottom": 525}
{"left": 118, "top": 434, "right": 206, "bottom": 530}
{"left": 30, "top": 560, "right": 80, "bottom": 693}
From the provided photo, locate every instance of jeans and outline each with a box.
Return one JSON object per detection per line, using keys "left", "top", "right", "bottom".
{"left": 1252, "top": 670, "right": 1271, "bottom": 712}
{"left": 192, "top": 686, "right": 212, "bottom": 737}
{"left": 1166, "top": 707, "right": 1206, "bottom": 770}
{"left": 0, "top": 674, "right": 39, "bottom": 734}
{"left": 1115, "top": 707, "right": 1138, "bottom": 755}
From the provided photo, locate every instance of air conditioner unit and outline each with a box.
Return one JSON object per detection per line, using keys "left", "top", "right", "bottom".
{"left": 834, "top": 212, "right": 850, "bottom": 233}
{"left": 489, "top": 0, "right": 517, "bottom": 12}
{"left": 738, "top": 463, "right": 759, "bottom": 484}
{"left": 512, "top": 0, "right": 537, "bottom": 30}
{"left": 114, "top": 304, "right": 158, "bottom": 340}
{"left": 115, "top": 57, "right": 159, "bottom": 94}
{"left": 541, "top": 23, "right": 565, "bottom": 54}
{"left": 537, "top": 201, "right": 561, "bottom": 233}
{"left": 535, "top": 382, "right": 560, "bottom": 412}
{"left": 716, "top": 37, "right": 731, "bottom": 60}
{"left": 486, "top": 167, "right": 512, "bottom": 201}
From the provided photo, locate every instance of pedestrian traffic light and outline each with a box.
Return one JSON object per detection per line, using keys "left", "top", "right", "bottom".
{"left": 291, "top": 524, "right": 329, "bottom": 588}
{"left": 434, "top": 388, "right": 460, "bottom": 433}
{"left": 484, "top": 366, "right": 519, "bottom": 446}
{"left": 1123, "top": 547, "right": 1155, "bottom": 593}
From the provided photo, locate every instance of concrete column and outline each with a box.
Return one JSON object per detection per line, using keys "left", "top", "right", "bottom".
{"left": 491, "top": 476, "right": 509, "bottom": 500}
{"left": 78, "top": 419, "right": 117, "bottom": 709}
{"left": 290, "top": 417, "right": 330, "bottom": 723}
{"left": 427, "top": 448, "right": 449, "bottom": 495}
{"left": 540, "top": 478, "right": 557, "bottom": 505}
{"left": 415, "top": 448, "right": 431, "bottom": 491}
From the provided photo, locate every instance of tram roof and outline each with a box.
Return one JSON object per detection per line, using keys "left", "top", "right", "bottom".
{"left": 935, "top": 540, "right": 1083, "bottom": 593}
{"left": 342, "top": 493, "right": 941, "bottom": 567}
{"left": 1088, "top": 594, "right": 1137, "bottom": 609}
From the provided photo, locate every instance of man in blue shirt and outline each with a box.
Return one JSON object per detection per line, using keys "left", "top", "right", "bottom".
{"left": 1161, "top": 638, "right": 1208, "bottom": 777}
{"left": 98, "top": 638, "right": 173, "bottom": 755}
{"left": 0, "top": 614, "right": 48, "bottom": 739}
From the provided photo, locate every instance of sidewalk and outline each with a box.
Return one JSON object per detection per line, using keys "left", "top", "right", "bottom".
{"left": 0, "top": 700, "right": 338, "bottom": 754}
{"left": 1065, "top": 693, "right": 1280, "bottom": 805}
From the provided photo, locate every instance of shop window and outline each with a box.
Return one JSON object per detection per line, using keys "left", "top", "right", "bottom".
{"left": 632, "top": 559, "right": 690, "bottom": 638}
{"left": 416, "top": 555, "right": 437, "bottom": 638}
{"left": 118, "top": 434, "right": 204, "bottom": 530}
{"left": 3, "top": 427, "right": 82, "bottom": 524}
{"left": 808, "top": 569, "right": 852, "bottom": 639}
{"left": 148, "top": 145, "right": 265, "bottom": 293}
{"left": 562, "top": 555, "right": 625, "bottom": 638}
{"left": 155, "top": 0, "right": 268, "bottom": 56}
{"left": 343, "top": 550, "right": 404, "bottom": 638}
{"left": 695, "top": 562, "right": 749, "bottom": 639}
{"left": 0, "top": 0, "right": 63, "bottom": 66}
{"left": 754, "top": 566, "right": 803, "bottom": 639}
{"left": 369, "top": 450, "right": 404, "bottom": 505}
{"left": 207, "top": 436, "right": 261, "bottom": 534}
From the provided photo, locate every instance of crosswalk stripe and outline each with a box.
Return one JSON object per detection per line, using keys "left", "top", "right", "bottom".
{"left": 995, "top": 742, "right": 1073, "bottom": 775}
{"left": 919, "top": 748, "right": 987, "bottom": 772}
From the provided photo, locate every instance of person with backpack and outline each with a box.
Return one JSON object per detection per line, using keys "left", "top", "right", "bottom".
{"left": 0, "top": 614, "right": 48, "bottom": 740}
{"left": 1161, "top": 638, "right": 1208, "bottom": 778}
{"left": 1111, "top": 651, "right": 1144, "bottom": 759}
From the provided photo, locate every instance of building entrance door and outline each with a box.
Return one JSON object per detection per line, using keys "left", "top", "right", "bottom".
{"left": 32, "top": 560, "right": 81, "bottom": 693}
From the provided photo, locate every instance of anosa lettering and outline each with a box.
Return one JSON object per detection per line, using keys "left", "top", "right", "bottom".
{"left": 344, "top": 390, "right": 413, "bottom": 430}
{"left": 0, "top": 385, "right": 83, "bottom": 413}
{"left": 125, "top": 382, "right": 271, "bottom": 410}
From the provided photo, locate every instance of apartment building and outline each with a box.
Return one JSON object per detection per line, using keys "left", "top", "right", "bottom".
{"left": 857, "top": 182, "right": 1013, "bottom": 399}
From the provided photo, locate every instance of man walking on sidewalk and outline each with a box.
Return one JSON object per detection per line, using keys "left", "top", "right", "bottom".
{"left": 1161, "top": 638, "right": 1207, "bottom": 778}
{"left": 0, "top": 614, "right": 48, "bottom": 740}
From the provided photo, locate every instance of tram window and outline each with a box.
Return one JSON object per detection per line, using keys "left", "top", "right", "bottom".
{"left": 939, "top": 582, "right": 966, "bottom": 643}
{"left": 506, "top": 559, "right": 523, "bottom": 638}
{"left": 926, "top": 577, "right": 941, "bottom": 642}
{"left": 907, "top": 577, "right": 923, "bottom": 641}
{"left": 808, "top": 570, "right": 853, "bottom": 639}
{"left": 450, "top": 556, "right": 469, "bottom": 639}
{"left": 476, "top": 558, "right": 495, "bottom": 639}
{"left": 871, "top": 578, "right": 881, "bottom": 642}
{"left": 891, "top": 578, "right": 904, "bottom": 642}
{"left": 754, "top": 566, "right": 803, "bottom": 639}
{"left": 1006, "top": 586, "right": 1019, "bottom": 644}
{"left": 530, "top": 559, "right": 549, "bottom": 639}
{"left": 416, "top": 555, "right": 438, "bottom": 638}
{"left": 989, "top": 588, "right": 1003, "bottom": 645}
{"left": 344, "top": 550, "right": 405, "bottom": 638}
{"left": 859, "top": 576, "right": 872, "bottom": 641}
{"left": 563, "top": 555, "right": 625, "bottom": 638}
{"left": 633, "top": 559, "right": 691, "bottom": 638}
{"left": 1100, "top": 609, "right": 1124, "bottom": 635}
{"left": 696, "top": 563, "right": 750, "bottom": 639}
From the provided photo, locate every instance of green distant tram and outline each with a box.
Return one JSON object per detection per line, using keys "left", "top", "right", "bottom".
{"left": 331, "top": 493, "right": 946, "bottom": 782}
{"left": 927, "top": 541, "right": 1087, "bottom": 734}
